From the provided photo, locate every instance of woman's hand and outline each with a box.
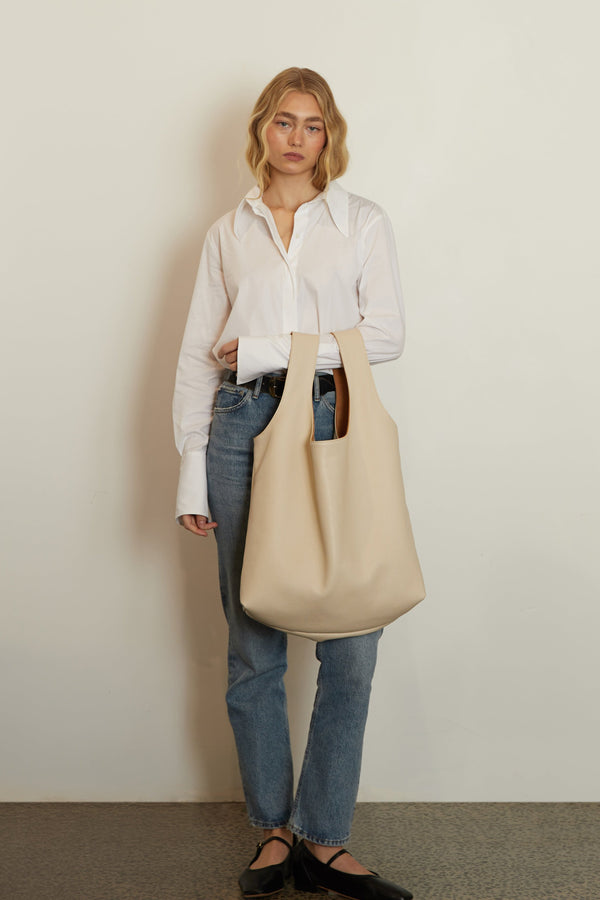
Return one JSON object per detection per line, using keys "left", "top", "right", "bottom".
{"left": 218, "top": 338, "right": 239, "bottom": 372}
{"left": 179, "top": 515, "right": 218, "bottom": 537}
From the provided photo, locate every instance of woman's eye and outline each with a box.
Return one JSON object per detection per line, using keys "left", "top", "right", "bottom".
{"left": 274, "top": 120, "right": 321, "bottom": 133}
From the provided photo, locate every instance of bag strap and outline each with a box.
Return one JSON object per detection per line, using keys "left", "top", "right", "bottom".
{"left": 275, "top": 332, "right": 320, "bottom": 429}
{"left": 333, "top": 329, "right": 379, "bottom": 400}
{"left": 279, "top": 329, "right": 380, "bottom": 439}
{"left": 330, "top": 329, "right": 381, "bottom": 438}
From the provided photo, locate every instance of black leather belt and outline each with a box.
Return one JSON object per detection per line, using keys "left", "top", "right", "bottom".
{"left": 226, "top": 370, "right": 335, "bottom": 400}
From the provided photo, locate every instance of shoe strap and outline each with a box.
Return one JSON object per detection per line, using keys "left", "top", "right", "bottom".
{"left": 326, "top": 848, "right": 350, "bottom": 867}
{"left": 257, "top": 835, "right": 294, "bottom": 852}
{"left": 249, "top": 834, "right": 294, "bottom": 867}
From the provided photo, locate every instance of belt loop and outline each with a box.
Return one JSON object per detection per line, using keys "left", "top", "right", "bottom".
{"left": 252, "top": 376, "right": 263, "bottom": 399}
{"left": 313, "top": 372, "right": 320, "bottom": 402}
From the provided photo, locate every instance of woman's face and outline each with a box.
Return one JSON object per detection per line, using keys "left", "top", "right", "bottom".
{"left": 264, "top": 91, "right": 327, "bottom": 179}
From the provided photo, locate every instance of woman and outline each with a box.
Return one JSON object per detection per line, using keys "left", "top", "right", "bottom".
{"left": 173, "top": 67, "right": 414, "bottom": 900}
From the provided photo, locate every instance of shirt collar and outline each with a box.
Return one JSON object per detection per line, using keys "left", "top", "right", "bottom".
{"left": 233, "top": 179, "right": 349, "bottom": 239}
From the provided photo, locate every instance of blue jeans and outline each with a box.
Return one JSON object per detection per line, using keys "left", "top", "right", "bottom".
{"left": 206, "top": 372, "right": 382, "bottom": 845}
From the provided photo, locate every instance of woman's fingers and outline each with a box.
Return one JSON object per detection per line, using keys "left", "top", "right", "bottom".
{"left": 217, "top": 338, "right": 239, "bottom": 372}
{"left": 195, "top": 515, "right": 218, "bottom": 534}
{"left": 179, "top": 514, "right": 218, "bottom": 536}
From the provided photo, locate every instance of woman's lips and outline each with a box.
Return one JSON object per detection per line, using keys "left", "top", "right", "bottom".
{"left": 284, "top": 153, "right": 304, "bottom": 160}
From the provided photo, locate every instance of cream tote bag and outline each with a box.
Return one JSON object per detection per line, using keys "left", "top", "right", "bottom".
{"left": 240, "top": 328, "right": 425, "bottom": 641}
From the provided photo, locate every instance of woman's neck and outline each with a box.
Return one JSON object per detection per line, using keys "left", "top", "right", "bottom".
{"left": 262, "top": 171, "right": 322, "bottom": 212}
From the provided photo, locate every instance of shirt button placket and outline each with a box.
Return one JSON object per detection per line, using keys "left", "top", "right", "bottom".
{"left": 287, "top": 210, "right": 305, "bottom": 331}
{"left": 284, "top": 254, "right": 298, "bottom": 333}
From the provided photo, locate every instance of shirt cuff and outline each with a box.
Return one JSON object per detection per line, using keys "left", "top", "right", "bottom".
{"left": 175, "top": 448, "right": 211, "bottom": 521}
{"left": 235, "top": 327, "right": 402, "bottom": 385}
{"left": 236, "top": 334, "right": 292, "bottom": 383}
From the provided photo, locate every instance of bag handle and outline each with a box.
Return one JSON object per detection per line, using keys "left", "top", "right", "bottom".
{"left": 277, "top": 329, "right": 380, "bottom": 441}
{"left": 329, "top": 329, "right": 380, "bottom": 440}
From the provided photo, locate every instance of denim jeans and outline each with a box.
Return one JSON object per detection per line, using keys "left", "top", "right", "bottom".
{"left": 206, "top": 372, "right": 382, "bottom": 845}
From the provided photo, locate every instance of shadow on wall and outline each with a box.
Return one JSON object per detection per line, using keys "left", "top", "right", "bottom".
{"left": 131, "top": 99, "right": 255, "bottom": 799}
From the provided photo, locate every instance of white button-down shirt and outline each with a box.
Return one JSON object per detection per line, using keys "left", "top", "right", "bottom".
{"left": 173, "top": 179, "right": 405, "bottom": 520}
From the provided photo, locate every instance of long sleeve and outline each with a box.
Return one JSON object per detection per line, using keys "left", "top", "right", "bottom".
{"left": 172, "top": 230, "right": 231, "bottom": 519}
{"left": 235, "top": 206, "right": 405, "bottom": 384}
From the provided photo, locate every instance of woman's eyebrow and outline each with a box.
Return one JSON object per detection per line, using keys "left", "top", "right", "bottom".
{"left": 276, "top": 111, "right": 324, "bottom": 123}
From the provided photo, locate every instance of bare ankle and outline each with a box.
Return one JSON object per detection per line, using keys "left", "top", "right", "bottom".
{"left": 305, "top": 840, "right": 342, "bottom": 861}
{"left": 249, "top": 828, "right": 294, "bottom": 870}
{"left": 263, "top": 826, "right": 292, "bottom": 838}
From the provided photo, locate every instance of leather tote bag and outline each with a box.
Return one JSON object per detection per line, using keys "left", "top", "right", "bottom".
{"left": 240, "top": 328, "right": 425, "bottom": 641}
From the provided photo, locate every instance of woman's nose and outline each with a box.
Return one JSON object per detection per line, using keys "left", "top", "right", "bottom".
{"left": 289, "top": 127, "right": 303, "bottom": 146}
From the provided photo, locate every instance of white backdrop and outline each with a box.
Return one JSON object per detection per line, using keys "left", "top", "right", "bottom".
{"left": 1, "top": 0, "right": 598, "bottom": 801}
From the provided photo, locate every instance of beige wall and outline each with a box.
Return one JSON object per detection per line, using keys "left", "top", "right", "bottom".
{"left": 2, "top": 0, "right": 598, "bottom": 800}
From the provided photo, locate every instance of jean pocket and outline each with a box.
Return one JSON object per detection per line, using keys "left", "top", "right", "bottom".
{"left": 321, "top": 390, "right": 336, "bottom": 413}
{"left": 213, "top": 382, "right": 251, "bottom": 413}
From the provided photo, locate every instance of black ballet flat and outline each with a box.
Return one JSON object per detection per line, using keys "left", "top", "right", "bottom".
{"left": 292, "top": 839, "right": 414, "bottom": 900}
{"left": 238, "top": 834, "right": 295, "bottom": 898}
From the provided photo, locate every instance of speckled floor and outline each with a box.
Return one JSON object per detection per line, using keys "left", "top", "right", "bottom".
{"left": 1, "top": 802, "right": 597, "bottom": 900}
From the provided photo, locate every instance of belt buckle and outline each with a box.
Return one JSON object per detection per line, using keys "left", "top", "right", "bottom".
{"left": 268, "top": 376, "right": 285, "bottom": 399}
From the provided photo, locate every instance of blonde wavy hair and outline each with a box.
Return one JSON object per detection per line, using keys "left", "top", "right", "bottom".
{"left": 245, "top": 67, "right": 349, "bottom": 193}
